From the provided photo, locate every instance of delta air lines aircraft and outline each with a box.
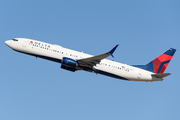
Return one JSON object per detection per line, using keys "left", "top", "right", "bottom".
{"left": 5, "top": 38, "right": 176, "bottom": 82}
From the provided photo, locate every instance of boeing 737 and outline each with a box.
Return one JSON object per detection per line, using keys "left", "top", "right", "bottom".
{"left": 5, "top": 38, "right": 176, "bottom": 82}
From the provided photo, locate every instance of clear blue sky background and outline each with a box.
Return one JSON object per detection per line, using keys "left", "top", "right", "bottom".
{"left": 1, "top": 0, "right": 180, "bottom": 120}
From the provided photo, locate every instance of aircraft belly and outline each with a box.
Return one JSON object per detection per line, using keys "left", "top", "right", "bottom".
{"left": 17, "top": 46, "right": 62, "bottom": 63}
{"left": 93, "top": 67, "right": 129, "bottom": 80}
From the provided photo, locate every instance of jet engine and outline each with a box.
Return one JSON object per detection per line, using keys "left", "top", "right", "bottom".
{"left": 61, "top": 57, "right": 78, "bottom": 72}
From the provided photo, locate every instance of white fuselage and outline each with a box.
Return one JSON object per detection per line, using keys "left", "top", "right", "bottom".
{"left": 5, "top": 38, "right": 162, "bottom": 82}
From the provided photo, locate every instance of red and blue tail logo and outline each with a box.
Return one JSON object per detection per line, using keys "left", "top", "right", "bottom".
{"left": 153, "top": 53, "right": 172, "bottom": 73}
{"left": 133, "top": 48, "right": 176, "bottom": 73}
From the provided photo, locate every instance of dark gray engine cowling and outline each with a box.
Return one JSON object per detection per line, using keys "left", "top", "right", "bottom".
{"left": 61, "top": 57, "right": 78, "bottom": 72}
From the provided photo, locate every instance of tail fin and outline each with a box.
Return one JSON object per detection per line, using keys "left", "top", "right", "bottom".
{"left": 133, "top": 48, "right": 176, "bottom": 73}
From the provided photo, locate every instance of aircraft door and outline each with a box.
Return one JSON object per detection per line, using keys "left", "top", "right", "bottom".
{"left": 22, "top": 40, "right": 28, "bottom": 48}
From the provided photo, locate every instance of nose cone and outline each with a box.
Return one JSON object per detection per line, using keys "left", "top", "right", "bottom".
{"left": 5, "top": 40, "right": 11, "bottom": 47}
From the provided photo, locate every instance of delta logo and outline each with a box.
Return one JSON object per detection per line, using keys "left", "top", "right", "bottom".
{"left": 30, "top": 41, "right": 51, "bottom": 48}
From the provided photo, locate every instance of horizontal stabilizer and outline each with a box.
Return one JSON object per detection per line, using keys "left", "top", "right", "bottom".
{"left": 151, "top": 73, "right": 171, "bottom": 78}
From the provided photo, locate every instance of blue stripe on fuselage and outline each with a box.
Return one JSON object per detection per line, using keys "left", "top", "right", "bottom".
{"left": 93, "top": 68, "right": 129, "bottom": 81}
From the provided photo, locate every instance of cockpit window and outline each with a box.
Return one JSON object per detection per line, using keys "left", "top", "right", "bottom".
{"left": 12, "top": 39, "right": 18, "bottom": 41}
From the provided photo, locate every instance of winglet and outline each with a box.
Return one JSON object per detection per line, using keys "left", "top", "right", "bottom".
{"left": 108, "top": 44, "right": 119, "bottom": 58}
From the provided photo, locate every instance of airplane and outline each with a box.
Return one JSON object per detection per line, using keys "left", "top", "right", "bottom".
{"left": 5, "top": 38, "right": 176, "bottom": 82}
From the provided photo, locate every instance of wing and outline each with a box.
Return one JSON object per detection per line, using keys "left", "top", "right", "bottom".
{"left": 77, "top": 45, "right": 119, "bottom": 68}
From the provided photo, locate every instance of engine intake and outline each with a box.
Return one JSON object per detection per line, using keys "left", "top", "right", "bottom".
{"left": 61, "top": 57, "right": 78, "bottom": 72}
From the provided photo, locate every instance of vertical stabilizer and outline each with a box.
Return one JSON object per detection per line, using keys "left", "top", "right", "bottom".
{"left": 133, "top": 48, "right": 176, "bottom": 73}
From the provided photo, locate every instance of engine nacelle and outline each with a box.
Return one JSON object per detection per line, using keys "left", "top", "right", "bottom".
{"left": 61, "top": 57, "right": 78, "bottom": 72}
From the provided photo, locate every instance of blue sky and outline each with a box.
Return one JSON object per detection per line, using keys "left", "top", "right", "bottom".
{"left": 1, "top": 0, "right": 180, "bottom": 120}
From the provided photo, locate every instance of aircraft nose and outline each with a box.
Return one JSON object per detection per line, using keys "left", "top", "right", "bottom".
{"left": 5, "top": 40, "right": 11, "bottom": 47}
